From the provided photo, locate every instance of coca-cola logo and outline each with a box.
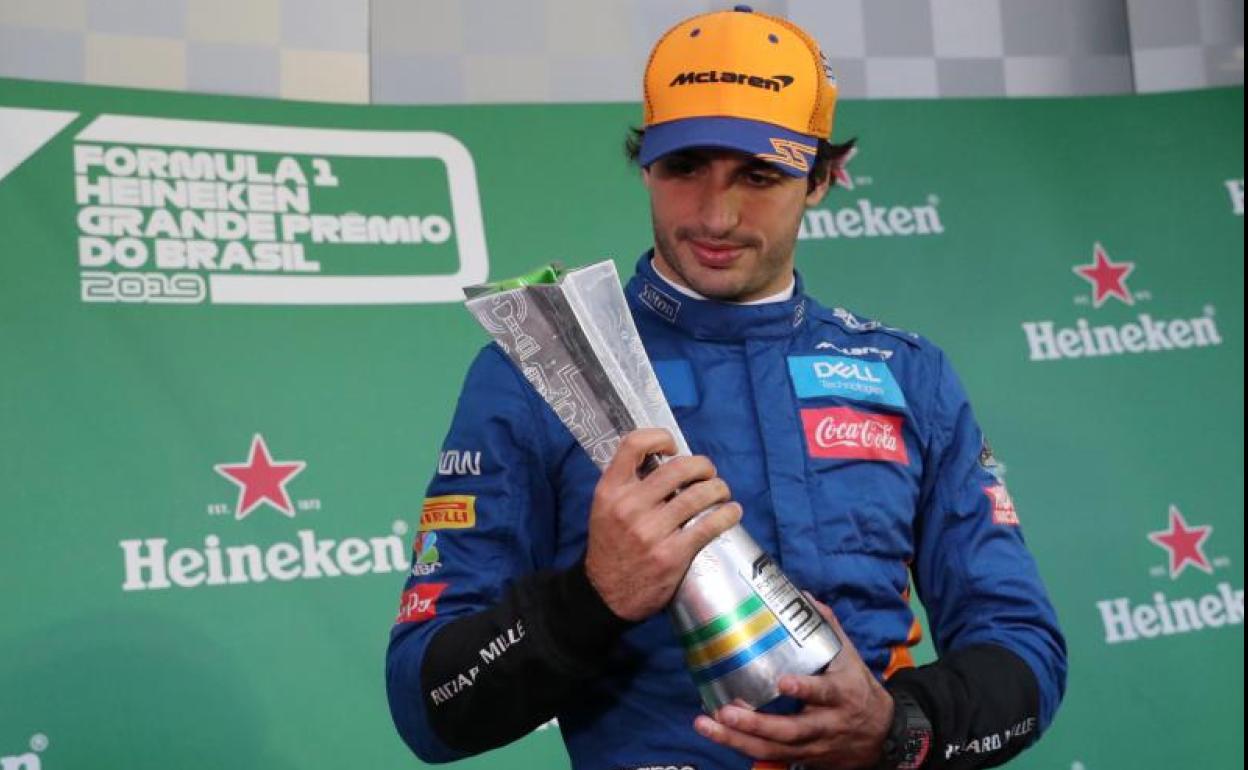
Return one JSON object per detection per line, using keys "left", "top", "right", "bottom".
{"left": 814, "top": 414, "right": 897, "bottom": 450}
{"left": 800, "top": 407, "right": 909, "bottom": 464}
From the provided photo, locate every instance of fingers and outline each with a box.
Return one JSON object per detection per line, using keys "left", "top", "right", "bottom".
{"left": 693, "top": 713, "right": 823, "bottom": 762}
{"left": 596, "top": 429, "right": 737, "bottom": 547}
{"left": 801, "top": 593, "right": 869, "bottom": 674}
{"left": 772, "top": 598, "right": 879, "bottom": 711}
{"left": 777, "top": 671, "right": 839, "bottom": 705}
{"left": 657, "top": 474, "right": 731, "bottom": 527}
{"left": 716, "top": 705, "right": 824, "bottom": 744}
{"left": 676, "top": 500, "right": 743, "bottom": 555}
{"left": 696, "top": 695, "right": 892, "bottom": 767}
{"left": 640, "top": 454, "right": 717, "bottom": 504}
{"left": 601, "top": 428, "right": 678, "bottom": 487}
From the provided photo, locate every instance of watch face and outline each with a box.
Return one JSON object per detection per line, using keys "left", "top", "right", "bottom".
{"left": 898, "top": 728, "right": 932, "bottom": 770}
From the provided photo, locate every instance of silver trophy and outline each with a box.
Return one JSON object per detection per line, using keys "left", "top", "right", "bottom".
{"left": 464, "top": 260, "right": 841, "bottom": 712}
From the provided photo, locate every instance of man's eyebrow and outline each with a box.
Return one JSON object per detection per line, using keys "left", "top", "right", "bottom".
{"left": 662, "top": 150, "right": 710, "bottom": 164}
{"left": 742, "top": 158, "right": 782, "bottom": 174}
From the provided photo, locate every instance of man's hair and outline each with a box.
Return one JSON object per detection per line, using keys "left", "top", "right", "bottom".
{"left": 624, "top": 127, "right": 857, "bottom": 193}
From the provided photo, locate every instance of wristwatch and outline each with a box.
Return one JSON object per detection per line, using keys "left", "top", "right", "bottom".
{"left": 874, "top": 691, "right": 933, "bottom": 770}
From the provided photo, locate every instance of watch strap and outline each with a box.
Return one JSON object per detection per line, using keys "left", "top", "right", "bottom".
{"left": 875, "top": 690, "right": 933, "bottom": 770}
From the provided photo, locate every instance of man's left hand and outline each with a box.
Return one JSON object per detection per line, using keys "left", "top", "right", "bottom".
{"left": 693, "top": 599, "right": 894, "bottom": 770}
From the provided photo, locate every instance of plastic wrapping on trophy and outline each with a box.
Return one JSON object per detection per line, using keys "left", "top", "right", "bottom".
{"left": 464, "top": 260, "right": 841, "bottom": 713}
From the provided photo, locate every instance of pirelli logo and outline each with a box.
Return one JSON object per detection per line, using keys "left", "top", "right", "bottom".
{"left": 420, "top": 495, "right": 476, "bottom": 531}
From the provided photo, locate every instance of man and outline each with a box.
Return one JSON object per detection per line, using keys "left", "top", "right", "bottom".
{"left": 387, "top": 7, "right": 1066, "bottom": 770}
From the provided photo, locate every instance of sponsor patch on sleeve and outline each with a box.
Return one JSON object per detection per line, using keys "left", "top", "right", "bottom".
{"left": 396, "top": 582, "right": 448, "bottom": 623}
{"left": 984, "top": 484, "right": 1020, "bottom": 526}
{"left": 978, "top": 439, "right": 1007, "bottom": 482}
{"left": 410, "top": 531, "right": 443, "bottom": 577}
{"left": 420, "top": 495, "right": 476, "bottom": 531}
{"left": 800, "top": 406, "right": 909, "bottom": 464}
{"left": 787, "top": 355, "right": 906, "bottom": 408}
{"left": 437, "top": 449, "right": 482, "bottom": 476}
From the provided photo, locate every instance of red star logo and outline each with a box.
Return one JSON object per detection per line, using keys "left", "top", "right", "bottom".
{"left": 833, "top": 145, "right": 857, "bottom": 190}
{"left": 1073, "top": 243, "right": 1135, "bottom": 308}
{"left": 1148, "top": 505, "right": 1213, "bottom": 579}
{"left": 214, "top": 434, "right": 307, "bottom": 520}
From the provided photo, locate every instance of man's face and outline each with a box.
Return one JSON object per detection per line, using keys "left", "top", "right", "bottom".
{"left": 644, "top": 148, "right": 830, "bottom": 302}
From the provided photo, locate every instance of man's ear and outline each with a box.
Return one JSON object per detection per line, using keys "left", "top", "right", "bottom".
{"left": 805, "top": 166, "right": 833, "bottom": 207}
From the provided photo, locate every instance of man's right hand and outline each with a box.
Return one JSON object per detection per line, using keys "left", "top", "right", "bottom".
{"left": 584, "top": 428, "right": 743, "bottom": 622}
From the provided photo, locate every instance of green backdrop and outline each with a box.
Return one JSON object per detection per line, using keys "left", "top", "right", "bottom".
{"left": 0, "top": 78, "right": 1242, "bottom": 770}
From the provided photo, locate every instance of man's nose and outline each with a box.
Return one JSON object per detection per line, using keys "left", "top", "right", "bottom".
{"left": 696, "top": 180, "right": 741, "bottom": 236}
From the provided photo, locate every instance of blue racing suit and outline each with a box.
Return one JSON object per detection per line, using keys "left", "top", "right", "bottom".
{"left": 387, "top": 255, "right": 1066, "bottom": 770}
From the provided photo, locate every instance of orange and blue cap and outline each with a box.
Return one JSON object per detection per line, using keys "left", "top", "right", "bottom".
{"left": 640, "top": 5, "right": 838, "bottom": 178}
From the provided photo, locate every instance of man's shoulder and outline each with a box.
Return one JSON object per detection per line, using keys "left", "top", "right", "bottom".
{"left": 802, "top": 298, "right": 939, "bottom": 360}
{"left": 799, "top": 299, "right": 969, "bottom": 431}
{"left": 455, "top": 342, "right": 544, "bottom": 409}
{"left": 462, "top": 341, "right": 523, "bottom": 379}
{"left": 448, "top": 342, "right": 577, "bottom": 456}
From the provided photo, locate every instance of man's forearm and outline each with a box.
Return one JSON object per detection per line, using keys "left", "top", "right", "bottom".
{"left": 417, "top": 562, "right": 632, "bottom": 754}
{"left": 884, "top": 644, "right": 1041, "bottom": 770}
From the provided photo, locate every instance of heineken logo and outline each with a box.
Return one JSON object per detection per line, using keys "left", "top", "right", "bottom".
{"left": 119, "top": 435, "right": 412, "bottom": 592}
{"left": 1098, "top": 582, "right": 1243, "bottom": 644}
{"left": 120, "top": 528, "right": 409, "bottom": 591}
{"left": 1022, "top": 243, "right": 1223, "bottom": 362}
{"left": 1, "top": 734, "right": 49, "bottom": 770}
{"left": 69, "top": 115, "right": 487, "bottom": 305}
{"left": 1226, "top": 178, "right": 1243, "bottom": 216}
{"left": 1071, "top": 243, "right": 1135, "bottom": 308}
{"left": 799, "top": 147, "right": 944, "bottom": 241}
{"left": 213, "top": 434, "right": 307, "bottom": 520}
{"left": 799, "top": 197, "right": 943, "bottom": 240}
{"left": 1096, "top": 505, "right": 1240, "bottom": 645}
{"left": 1022, "top": 308, "right": 1221, "bottom": 360}
{"left": 1149, "top": 505, "right": 1214, "bottom": 579}
{"left": 832, "top": 145, "right": 857, "bottom": 190}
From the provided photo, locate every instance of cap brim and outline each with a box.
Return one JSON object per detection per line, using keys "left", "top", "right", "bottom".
{"left": 639, "top": 116, "right": 819, "bottom": 178}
